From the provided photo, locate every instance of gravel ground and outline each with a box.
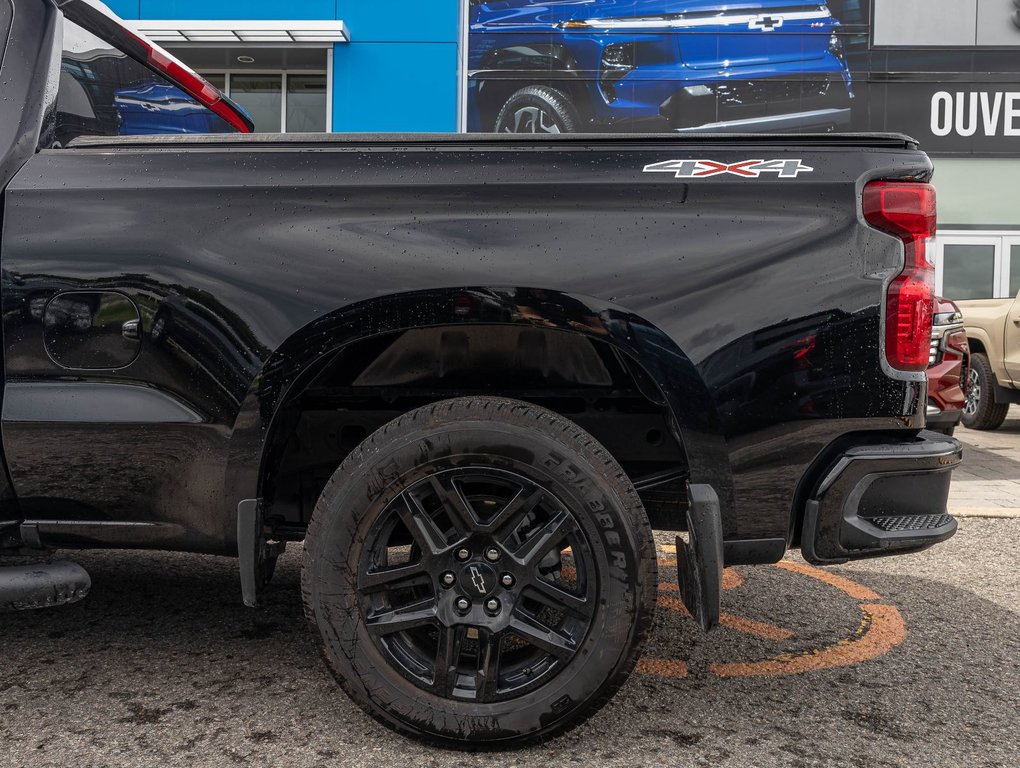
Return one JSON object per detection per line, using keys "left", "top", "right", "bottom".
{"left": 2, "top": 518, "right": 1017, "bottom": 768}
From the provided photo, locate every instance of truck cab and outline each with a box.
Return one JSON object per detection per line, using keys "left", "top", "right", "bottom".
{"left": 468, "top": 0, "right": 854, "bottom": 133}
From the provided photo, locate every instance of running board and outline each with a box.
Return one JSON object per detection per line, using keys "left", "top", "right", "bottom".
{"left": 676, "top": 483, "right": 723, "bottom": 632}
{"left": 0, "top": 560, "right": 91, "bottom": 611}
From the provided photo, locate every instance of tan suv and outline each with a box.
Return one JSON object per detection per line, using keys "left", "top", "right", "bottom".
{"left": 956, "top": 290, "right": 1020, "bottom": 430}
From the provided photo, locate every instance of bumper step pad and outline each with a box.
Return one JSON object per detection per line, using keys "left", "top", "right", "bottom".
{"left": 867, "top": 514, "right": 954, "bottom": 533}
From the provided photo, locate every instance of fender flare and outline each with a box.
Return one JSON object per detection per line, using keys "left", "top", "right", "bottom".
{"left": 223, "top": 287, "right": 734, "bottom": 539}
{"left": 476, "top": 44, "right": 583, "bottom": 79}
{"left": 964, "top": 325, "right": 993, "bottom": 356}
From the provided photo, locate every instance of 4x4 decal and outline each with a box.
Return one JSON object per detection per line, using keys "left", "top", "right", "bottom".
{"left": 643, "top": 159, "right": 815, "bottom": 179}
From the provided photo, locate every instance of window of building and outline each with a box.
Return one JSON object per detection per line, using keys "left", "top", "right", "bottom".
{"left": 940, "top": 242, "right": 996, "bottom": 300}
{"left": 193, "top": 72, "right": 328, "bottom": 132}
{"left": 168, "top": 46, "right": 330, "bottom": 133}
{"left": 933, "top": 159, "right": 1020, "bottom": 301}
{"left": 231, "top": 75, "right": 284, "bottom": 133}
{"left": 936, "top": 235, "right": 1020, "bottom": 301}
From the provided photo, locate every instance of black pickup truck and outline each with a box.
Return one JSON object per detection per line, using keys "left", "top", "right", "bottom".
{"left": 0, "top": 0, "right": 962, "bottom": 748}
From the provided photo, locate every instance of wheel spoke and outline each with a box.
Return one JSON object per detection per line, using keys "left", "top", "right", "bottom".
{"left": 476, "top": 485, "right": 545, "bottom": 534}
{"left": 428, "top": 475, "right": 475, "bottom": 536}
{"left": 526, "top": 577, "right": 593, "bottom": 620}
{"left": 432, "top": 625, "right": 463, "bottom": 697}
{"left": 396, "top": 492, "right": 449, "bottom": 556}
{"left": 364, "top": 597, "right": 438, "bottom": 636}
{"left": 508, "top": 609, "right": 576, "bottom": 660}
{"left": 475, "top": 629, "right": 502, "bottom": 701}
{"left": 359, "top": 561, "right": 430, "bottom": 593}
{"left": 512, "top": 509, "right": 573, "bottom": 567}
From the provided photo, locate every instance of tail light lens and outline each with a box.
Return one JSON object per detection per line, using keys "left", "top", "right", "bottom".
{"left": 863, "top": 181, "right": 937, "bottom": 372}
{"left": 144, "top": 47, "right": 252, "bottom": 133}
{"left": 64, "top": 1, "right": 253, "bottom": 133}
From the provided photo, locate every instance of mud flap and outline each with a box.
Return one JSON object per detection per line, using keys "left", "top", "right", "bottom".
{"left": 238, "top": 498, "right": 286, "bottom": 607}
{"left": 238, "top": 498, "right": 262, "bottom": 608}
{"left": 676, "top": 483, "right": 723, "bottom": 632}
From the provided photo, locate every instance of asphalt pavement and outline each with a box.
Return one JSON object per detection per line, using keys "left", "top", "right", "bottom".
{"left": 2, "top": 425, "right": 1018, "bottom": 768}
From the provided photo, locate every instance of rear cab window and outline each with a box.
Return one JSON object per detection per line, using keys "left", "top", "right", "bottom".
{"left": 56, "top": 18, "right": 236, "bottom": 146}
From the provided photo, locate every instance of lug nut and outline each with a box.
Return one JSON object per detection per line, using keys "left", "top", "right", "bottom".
{"left": 485, "top": 598, "right": 500, "bottom": 614}
{"left": 455, "top": 597, "right": 471, "bottom": 612}
{"left": 484, "top": 547, "right": 501, "bottom": 562}
{"left": 500, "top": 573, "right": 515, "bottom": 588}
{"left": 440, "top": 572, "right": 456, "bottom": 588}
{"left": 455, "top": 548, "right": 471, "bottom": 562}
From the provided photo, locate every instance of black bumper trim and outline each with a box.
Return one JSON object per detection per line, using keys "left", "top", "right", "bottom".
{"left": 801, "top": 431, "right": 962, "bottom": 565}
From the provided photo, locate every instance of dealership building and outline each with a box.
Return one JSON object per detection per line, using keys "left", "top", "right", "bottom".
{"left": 104, "top": 0, "right": 1020, "bottom": 304}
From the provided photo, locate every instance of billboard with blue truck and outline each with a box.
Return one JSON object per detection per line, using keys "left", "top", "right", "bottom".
{"left": 467, "top": 0, "right": 860, "bottom": 134}
{"left": 464, "top": 0, "right": 1020, "bottom": 157}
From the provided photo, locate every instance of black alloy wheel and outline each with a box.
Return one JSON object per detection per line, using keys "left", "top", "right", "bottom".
{"left": 302, "top": 397, "right": 656, "bottom": 747}
{"left": 358, "top": 466, "right": 596, "bottom": 703}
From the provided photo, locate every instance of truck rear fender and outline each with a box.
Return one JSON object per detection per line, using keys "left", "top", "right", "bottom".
{"left": 224, "top": 287, "right": 733, "bottom": 539}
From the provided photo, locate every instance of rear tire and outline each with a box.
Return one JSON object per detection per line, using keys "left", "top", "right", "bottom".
{"left": 962, "top": 353, "right": 1009, "bottom": 431}
{"left": 302, "top": 397, "right": 656, "bottom": 747}
{"left": 494, "top": 86, "right": 581, "bottom": 134}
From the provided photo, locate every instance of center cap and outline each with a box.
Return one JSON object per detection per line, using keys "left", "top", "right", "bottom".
{"left": 460, "top": 562, "right": 497, "bottom": 598}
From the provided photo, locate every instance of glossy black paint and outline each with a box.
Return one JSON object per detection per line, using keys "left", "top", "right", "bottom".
{"left": 0, "top": 3, "right": 939, "bottom": 557}
{"left": 0, "top": 131, "right": 932, "bottom": 553}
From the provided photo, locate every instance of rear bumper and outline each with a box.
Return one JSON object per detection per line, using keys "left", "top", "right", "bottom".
{"left": 801, "top": 432, "right": 962, "bottom": 565}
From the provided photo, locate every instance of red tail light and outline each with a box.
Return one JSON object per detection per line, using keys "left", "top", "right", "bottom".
{"left": 863, "top": 181, "right": 937, "bottom": 372}
{"left": 65, "top": 0, "right": 253, "bottom": 133}
{"left": 144, "top": 46, "right": 253, "bottom": 133}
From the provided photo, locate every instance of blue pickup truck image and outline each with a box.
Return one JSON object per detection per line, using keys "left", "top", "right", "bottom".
{"left": 467, "top": 0, "right": 854, "bottom": 133}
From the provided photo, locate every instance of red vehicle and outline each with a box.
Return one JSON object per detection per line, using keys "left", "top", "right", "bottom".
{"left": 927, "top": 298, "right": 970, "bottom": 435}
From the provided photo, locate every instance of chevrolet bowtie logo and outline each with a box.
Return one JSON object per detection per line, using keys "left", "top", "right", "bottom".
{"left": 469, "top": 565, "right": 487, "bottom": 595}
{"left": 749, "top": 15, "right": 784, "bottom": 31}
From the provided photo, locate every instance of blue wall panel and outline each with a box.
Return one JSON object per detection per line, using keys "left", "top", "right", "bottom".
{"left": 139, "top": 0, "right": 336, "bottom": 21}
{"left": 105, "top": 0, "right": 140, "bottom": 19}
{"left": 333, "top": 42, "right": 459, "bottom": 132}
{"left": 123, "top": 0, "right": 464, "bottom": 133}
{"left": 339, "top": 0, "right": 460, "bottom": 43}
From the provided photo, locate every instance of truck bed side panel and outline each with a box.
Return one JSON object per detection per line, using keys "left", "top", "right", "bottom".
{"left": 0, "top": 137, "right": 930, "bottom": 551}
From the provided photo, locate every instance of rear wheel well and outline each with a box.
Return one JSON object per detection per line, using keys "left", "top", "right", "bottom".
{"left": 476, "top": 78, "right": 592, "bottom": 132}
{"left": 259, "top": 326, "right": 689, "bottom": 537}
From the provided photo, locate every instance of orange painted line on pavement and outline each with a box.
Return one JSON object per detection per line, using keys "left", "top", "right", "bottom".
{"left": 657, "top": 593, "right": 690, "bottom": 616}
{"left": 636, "top": 657, "right": 689, "bottom": 678}
{"left": 773, "top": 560, "right": 882, "bottom": 602}
{"left": 708, "top": 602, "right": 905, "bottom": 678}
{"left": 718, "top": 612, "right": 795, "bottom": 641}
{"left": 722, "top": 568, "right": 744, "bottom": 591}
{"left": 658, "top": 567, "right": 743, "bottom": 594}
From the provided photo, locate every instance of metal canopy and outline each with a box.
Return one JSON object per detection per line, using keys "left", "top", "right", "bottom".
{"left": 129, "top": 19, "right": 350, "bottom": 45}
